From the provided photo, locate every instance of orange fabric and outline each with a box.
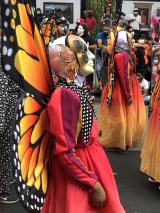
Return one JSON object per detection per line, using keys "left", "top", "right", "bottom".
{"left": 143, "top": 44, "right": 150, "bottom": 64}
{"left": 140, "top": 99, "right": 160, "bottom": 182}
{"left": 98, "top": 74, "right": 146, "bottom": 150}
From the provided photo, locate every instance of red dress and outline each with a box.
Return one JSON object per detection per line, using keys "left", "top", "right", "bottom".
{"left": 98, "top": 52, "right": 146, "bottom": 150}
{"left": 41, "top": 87, "right": 125, "bottom": 213}
{"left": 140, "top": 75, "right": 160, "bottom": 182}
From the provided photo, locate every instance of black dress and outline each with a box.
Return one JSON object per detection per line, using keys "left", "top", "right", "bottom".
{"left": 0, "top": 53, "right": 23, "bottom": 194}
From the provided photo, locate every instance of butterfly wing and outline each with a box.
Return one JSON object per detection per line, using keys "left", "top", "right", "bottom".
{"left": 13, "top": 93, "right": 52, "bottom": 212}
{"left": 2, "top": 0, "right": 53, "bottom": 97}
{"left": 41, "top": 18, "right": 57, "bottom": 45}
{"left": 1, "top": 1, "right": 54, "bottom": 212}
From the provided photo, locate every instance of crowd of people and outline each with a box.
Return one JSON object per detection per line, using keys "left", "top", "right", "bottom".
{"left": 0, "top": 1, "right": 160, "bottom": 213}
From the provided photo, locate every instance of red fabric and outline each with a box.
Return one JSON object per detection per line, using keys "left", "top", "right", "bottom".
{"left": 151, "top": 16, "right": 159, "bottom": 26}
{"left": 41, "top": 87, "right": 125, "bottom": 213}
{"left": 98, "top": 58, "right": 146, "bottom": 149}
{"left": 84, "top": 16, "right": 96, "bottom": 30}
{"left": 114, "top": 52, "right": 131, "bottom": 99}
{"left": 76, "top": 18, "right": 85, "bottom": 24}
{"left": 141, "top": 99, "right": 160, "bottom": 182}
{"left": 46, "top": 87, "right": 98, "bottom": 189}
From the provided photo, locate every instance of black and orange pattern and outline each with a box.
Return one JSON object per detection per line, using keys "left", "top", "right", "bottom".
{"left": 1, "top": 0, "right": 54, "bottom": 212}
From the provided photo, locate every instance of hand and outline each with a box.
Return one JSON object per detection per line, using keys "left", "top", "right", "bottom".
{"left": 91, "top": 181, "right": 107, "bottom": 208}
{"left": 99, "top": 85, "right": 103, "bottom": 91}
{"left": 126, "top": 97, "right": 132, "bottom": 105}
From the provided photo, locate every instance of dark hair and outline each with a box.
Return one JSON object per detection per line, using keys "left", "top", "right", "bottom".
{"left": 102, "top": 24, "right": 110, "bottom": 29}
{"left": 36, "top": 8, "right": 42, "bottom": 12}
{"left": 80, "top": 23, "right": 89, "bottom": 36}
{"left": 138, "top": 34, "right": 147, "bottom": 39}
{"left": 55, "top": 8, "right": 62, "bottom": 12}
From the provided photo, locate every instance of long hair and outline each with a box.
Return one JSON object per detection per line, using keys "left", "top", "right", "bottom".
{"left": 80, "top": 23, "right": 89, "bottom": 36}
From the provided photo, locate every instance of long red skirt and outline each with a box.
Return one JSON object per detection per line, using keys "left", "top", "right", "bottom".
{"left": 140, "top": 99, "right": 160, "bottom": 182}
{"left": 98, "top": 74, "right": 146, "bottom": 150}
{"left": 41, "top": 141, "right": 125, "bottom": 213}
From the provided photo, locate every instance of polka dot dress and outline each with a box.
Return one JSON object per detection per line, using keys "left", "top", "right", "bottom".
{"left": 55, "top": 78, "right": 96, "bottom": 143}
{"left": 0, "top": 53, "right": 23, "bottom": 194}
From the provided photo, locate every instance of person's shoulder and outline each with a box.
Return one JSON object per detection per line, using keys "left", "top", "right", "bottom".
{"left": 143, "top": 78, "right": 149, "bottom": 86}
{"left": 97, "top": 32, "right": 103, "bottom": 37}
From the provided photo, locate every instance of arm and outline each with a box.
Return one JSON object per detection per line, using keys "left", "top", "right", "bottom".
{"left": 89, "top": 43, "right": 97, "bottom": 50}
{"left": 83, "top": 11, "right": 88, "bottom": 17}
{"left": 97, "top": 38, "right": 107, "bottom": 53}
{"left": 47, "top": 87, "right": 98, "bottom": 189}
{"left": 142, "top": 80, "right": 149, "bottom": 97}
{"left": 100, "top": 17, "right": 105, "bottom": 23}
{"left": 143, "top": 88, "right": 148, "bottom": 97}
{"left": 88, "top": 36, "right": 97, "bottom": 50}
{"left": 114, "top": 52, "right": 131, "bottom": 100}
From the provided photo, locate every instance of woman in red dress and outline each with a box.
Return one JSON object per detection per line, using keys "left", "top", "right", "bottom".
{"left": 140, "top": 65, "right": 160, "bottom": 189}
{"left": 98, "top": 31, "right": 146, "bottom": 150}
{"left": 41, "top": 35, "right": 125, "bottom": 213}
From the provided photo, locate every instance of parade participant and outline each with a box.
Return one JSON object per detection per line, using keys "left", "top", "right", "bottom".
{"left": 140, "top": 63, "right": 160, "bottom": 189}
{"left": 98, "top": 30, "right": 146, "bottom": 150}
{"left": 0, "top": 29, "right": 23, "bottom": 203}
{"left": 76, "top": 23, "right": 97, "bottom": 96}
{"left": 1, "top": 1, "right": 125, "bottom": 212}
{"left": 41, "top": 34, "right": 125, "bottom": 213}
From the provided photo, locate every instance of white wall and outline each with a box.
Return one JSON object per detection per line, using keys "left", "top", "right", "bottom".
{"left": 122, "top": 1, "right": 159, "bottom": 18}
{"left": 36, "top": 0, "right": 81, "bottom": 29}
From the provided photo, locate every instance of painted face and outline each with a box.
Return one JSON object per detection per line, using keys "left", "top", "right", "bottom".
{"left": 67, "top": 35, "right": 95, "bottom": 76}
{"left": 49, "top": 35, "right": 95, "bottom": 83}
{"left": 77, "top": 25, "right": 85, "bottom": 36}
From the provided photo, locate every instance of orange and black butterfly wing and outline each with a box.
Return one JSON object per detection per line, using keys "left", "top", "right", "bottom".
{"left": 41, "top": 18, "right": 57, "bottom": 45}
{"left": 13, "top": 93, "right": 53, "bottom": 212}
{"left": 2, "top": 0, "right": 53, "bottom": 97}
{"left": 1, "top": 1, "right": 54, "bottom": 212}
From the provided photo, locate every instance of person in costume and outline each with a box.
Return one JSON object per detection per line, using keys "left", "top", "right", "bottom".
{"left": 76, "top": 23, "right": 97, "bottom": 100}
{"left": 41, "top": 35, "right": 125, "bottom": 213}
{"left": 0, "top": 28, "right": 23, "bottom": 203}
{"left": 140, "top": 63, "right": 160, "bottom": 189}
{"left": 98, "top": 30, "right": 146, "bottom": 150}
{"left": 1, "top": 1, "right": 124, "bottom": 212}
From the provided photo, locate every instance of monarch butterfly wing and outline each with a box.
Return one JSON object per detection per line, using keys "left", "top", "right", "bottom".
{"left": 1, "top": 0, "right": 53, "bottom": 96}
{"left": 2, "top": 1, "right": 54, "bottom": 212}
{"left": 41, "top": 18, "right": 56, "bottom": 45}
{"left": 13, "top": 93, "right": 53, "bottom": 213}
